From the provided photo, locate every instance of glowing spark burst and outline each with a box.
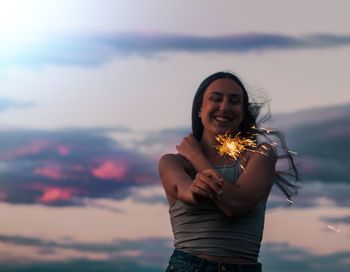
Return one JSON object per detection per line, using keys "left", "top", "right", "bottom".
{"left": 215, "top": 133, "right": 257, "bottom": 161}
{"left": 327, "top": 225, "right": 341, "bottom": 233}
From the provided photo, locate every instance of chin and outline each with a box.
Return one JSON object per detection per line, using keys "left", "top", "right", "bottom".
{"left": 216, "top": 127, "right": 236, "bottom": 135}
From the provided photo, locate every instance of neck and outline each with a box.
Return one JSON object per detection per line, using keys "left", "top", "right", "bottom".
{"left": 200, "top": 131, "right": 221, "bottom": 162}
{"left": 200, "top": 130, "right": 237, "bottom": 165}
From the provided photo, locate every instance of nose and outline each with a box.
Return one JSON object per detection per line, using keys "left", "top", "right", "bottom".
{"left": 219, "top": 98, "right": 230, "bottom": 112}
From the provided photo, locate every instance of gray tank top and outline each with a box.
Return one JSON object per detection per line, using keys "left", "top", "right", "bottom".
{"left": 169, "top": 160, "right": 266, "bottom": 261}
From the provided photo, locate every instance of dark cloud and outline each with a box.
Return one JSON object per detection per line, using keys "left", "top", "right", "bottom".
{"left": 268, "top": 182, "right": 350, "bottom": 209}
{"left": 0, "top": 235, "right": 172, "bottom": 271}
{"left": 0, "top": 128, "right": 159, "bottom": 206}
{"left": 3, "top": 32, "right": 350, "bottom": 68}
{"left": 261, "top": 103, "right": 350, "bottom": 183}
{"left": 0, "top": 234, "right": 349, "bottom": 272}
{"left": 321, "top": 215, "right": 350, "bottom": 225}
{"left": 260, "top": 243, "right": 350, "bottom": 272}
{"left": 281, "top": 111, "right": 349, "bottom": 183}
{"left": 0, "top": 104, "right": 348, "bottom": 208}
{"left": 0, "top": 259, "right": 162, "bottom": 272}
{"left": 0, "top": 235, "right": 171, "bottom": 255}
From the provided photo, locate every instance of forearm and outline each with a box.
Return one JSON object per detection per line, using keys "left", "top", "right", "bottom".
{"left": 176, "top": 181, "right": 198, "bottom": 205}
{"left": 187, "top": 152, "right": 213, "bottom": 172}
{"left": 159, "top": 154, "right": 198, "bottom": 205}
{"left": 212, "top": 182, "right": 250, "bottom": 217}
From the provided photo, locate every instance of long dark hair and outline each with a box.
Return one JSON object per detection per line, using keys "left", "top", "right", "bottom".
{"left": 191, "top": 71, "right": 300, "bottom": 199}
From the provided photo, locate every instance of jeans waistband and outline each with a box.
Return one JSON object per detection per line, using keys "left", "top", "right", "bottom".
{"left": 168, "top": 249, "right": 262, "bottom": 272}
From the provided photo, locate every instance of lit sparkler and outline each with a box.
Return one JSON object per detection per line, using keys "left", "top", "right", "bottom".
{"left": 215, "top": 133, "right": 257, "bottom": 161}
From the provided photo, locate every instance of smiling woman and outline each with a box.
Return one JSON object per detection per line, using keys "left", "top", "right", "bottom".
{"left": 159, "top": 71, "right": 300, "bottom": 272}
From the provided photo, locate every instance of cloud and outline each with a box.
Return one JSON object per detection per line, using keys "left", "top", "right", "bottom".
{"left": 0, "top": 128, "right": 159, "bottom": 206}
{"left": 92, "top": 160, "right": 128, "bottom": 181}
{"left": 0, "top": 235, "right": 172, "bottom": 271}
{"left": 2, "top": 32, "right": 350, "bottom": 68}
{"left": 264, "top": 103, "right": 350, "bottom": 183}
{"left": 321, "top": 215, "right": 350, "bottom": 225}
{"left": 0, "top": 234, "right": 349, "bottom": 272}
{"left": 0, "top": 235, "right": 171, "bottom": 255}
{"left": 260, "top": 243, "right": 350, "bottom": 272}
{"left": 268, "top": 181, "right": 350, "bottom": 209}
{"left": 0, "top": 104, "right": 348, "bottom": 208}
{"left": 0, "top": 97, "right": 35, "bottom": 112}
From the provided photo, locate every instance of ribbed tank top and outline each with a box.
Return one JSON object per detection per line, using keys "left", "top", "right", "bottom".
{"left": 169, "top": 160, "right": 266, "bottom": 261}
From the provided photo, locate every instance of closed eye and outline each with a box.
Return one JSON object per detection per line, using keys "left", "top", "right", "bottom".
{"left": 209, "top": 93, "right": 223, "bottom": 102}
{"left": 230, "top": 96, "right": 241, "bottom": 104}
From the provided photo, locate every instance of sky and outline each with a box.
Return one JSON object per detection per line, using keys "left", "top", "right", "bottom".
{"left": 0, "top": 1, "right": 350, "bottom": 271}
{"left": 1, "top": 0, "right": 350, "bottom": 130}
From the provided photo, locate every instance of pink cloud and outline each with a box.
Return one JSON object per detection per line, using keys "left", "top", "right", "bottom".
{"left": 6, "top": 140, "right": 53, "bottom": 158}
{"left": 57, "top": 145, "right": 71, "bottom": 156}
{"left": 4, "top": 141, "right": 72, "bottom": 160}
{"left": 33, "top": 164, "right": 66, "bottom": 180}
{"left": 0, "top": 191, "right": 7, "bottom": 201}
{"left": 35, "top": 186, "right": 79, "bottom": 203}
{"left": 92, "top": 160, "right": 127, "bottom": 181}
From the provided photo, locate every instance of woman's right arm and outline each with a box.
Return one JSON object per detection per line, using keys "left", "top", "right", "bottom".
{"left": 158, "top": 154, "right": 198, "bottom": 205}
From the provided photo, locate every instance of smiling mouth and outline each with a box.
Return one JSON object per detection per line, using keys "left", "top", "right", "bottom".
{"left": 214, "top": 116, "right": 232, "bottom": 124}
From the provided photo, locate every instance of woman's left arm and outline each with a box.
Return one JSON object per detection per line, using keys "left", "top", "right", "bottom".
{"left": 214, "top": 144, "right": 276, "bottom": 217}
{"left": 177, "top": 134, "right": 276, "bottom": 217}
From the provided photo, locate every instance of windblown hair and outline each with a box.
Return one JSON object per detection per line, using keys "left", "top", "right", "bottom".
{"left": 191, "top": 71, "right": 300, "bottom": 199}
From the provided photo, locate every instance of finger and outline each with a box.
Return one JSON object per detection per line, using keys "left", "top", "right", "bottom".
{"left": 192, "top": 178, "right": 213, "bottom": 194}
{"left": 191, "top": 184, "right": 213, "bottom": 198}
{"left": 201, "top": 170, "right": 223, "bottom": 186}
{"left": 188, "top": 134, "right": 196, "bottom": 140}
{"left": 194, "top": 179, "right": 212, "bottom": 193}
{"left": 197, "top": 173, "right": 222, "bottom": 195}
{"left": 211, "top": 172, "right": 224, "bottom": 185}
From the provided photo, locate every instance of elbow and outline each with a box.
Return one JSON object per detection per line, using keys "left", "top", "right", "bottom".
{"left": 222, "top": 206, "right": 244, "bottom": 218}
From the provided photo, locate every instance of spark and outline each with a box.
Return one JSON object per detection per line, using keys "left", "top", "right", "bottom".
{"left": 287, "top": 150, "right": 298, "bottom": 155}
{"left": 215, "top": 133, "right": 257, "bottom": 161}
{"left": 286, "top": 199, "right": 294, "bottom": 205}
{"left": 327, "top": 225, "right": 341, "bottom": 233}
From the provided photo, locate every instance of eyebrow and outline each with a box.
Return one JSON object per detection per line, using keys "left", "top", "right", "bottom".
{"left": 210, "top": 91, "right": 242, "bottom": 97}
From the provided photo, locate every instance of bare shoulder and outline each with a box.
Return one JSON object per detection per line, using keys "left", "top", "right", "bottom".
{"left": 241, "top": 142, "right": 277, "bottom": 167}
{"left": 158, "top": 153, "right": 193, "bottom": 172}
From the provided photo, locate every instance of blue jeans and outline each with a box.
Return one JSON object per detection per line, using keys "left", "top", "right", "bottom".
{"left": 165, "top": 249, "right": 262, "bottom": 272}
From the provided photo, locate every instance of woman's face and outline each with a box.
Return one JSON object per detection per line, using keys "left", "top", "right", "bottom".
{"left": 199, "top": 78, "right": 245, "bottom": 138}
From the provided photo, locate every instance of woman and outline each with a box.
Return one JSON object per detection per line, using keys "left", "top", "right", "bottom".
{"left": 159, "top": 71, "right": 299, "bottom": 272}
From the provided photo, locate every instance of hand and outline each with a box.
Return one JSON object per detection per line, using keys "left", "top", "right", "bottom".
{"left": 176, "top": 134, "right": 203, "bottom": 163}
{"left": 190, "top": 169, "right": 223, "bottom": 200}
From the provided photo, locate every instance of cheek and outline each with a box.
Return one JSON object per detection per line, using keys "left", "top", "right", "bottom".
{"left": 237, "top": 108, "right": 245, "bottom": 123}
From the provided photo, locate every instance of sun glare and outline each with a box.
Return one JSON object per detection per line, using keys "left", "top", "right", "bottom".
{"left": 0, "top": 1, "right": 39, "bottom": 35}
{"left": 0, "top": 0, "right": 55, "bottom": 56}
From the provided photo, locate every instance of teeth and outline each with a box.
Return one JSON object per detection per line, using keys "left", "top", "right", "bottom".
{"left": 215, "top": 117, "right": 230, "bottom": 122}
